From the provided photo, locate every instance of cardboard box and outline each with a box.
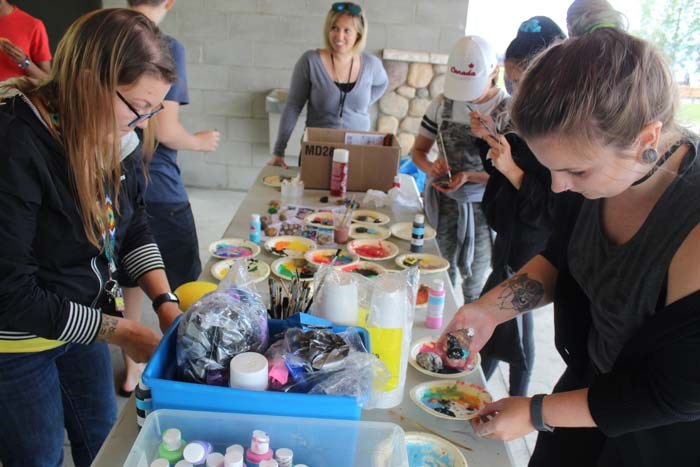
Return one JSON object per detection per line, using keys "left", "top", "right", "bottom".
{"left": 300, "top": 128, "right": 401, "bottom": 192}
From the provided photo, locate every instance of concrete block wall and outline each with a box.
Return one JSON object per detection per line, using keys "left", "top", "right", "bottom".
{"left": 103, "top": 0, "right": 469, "bottom": 190}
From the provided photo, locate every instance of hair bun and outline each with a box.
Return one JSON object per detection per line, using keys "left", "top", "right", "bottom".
{"left": 506, "top": 16, "right": 565, "bottom": 63}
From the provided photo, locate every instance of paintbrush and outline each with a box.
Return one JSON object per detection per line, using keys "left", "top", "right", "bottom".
{"left": 436, "top": 130, "right": 453, "bottom": 183}
{"left": 386, "top": 410, "right": 474, "bottom": 452}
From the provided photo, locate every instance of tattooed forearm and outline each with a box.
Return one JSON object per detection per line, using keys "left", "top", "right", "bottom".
{"left": 97, "top": 315, "right": 119, "bottom": 340}
{"left": 497, "top": 273, "right": 544, "bottom": 313}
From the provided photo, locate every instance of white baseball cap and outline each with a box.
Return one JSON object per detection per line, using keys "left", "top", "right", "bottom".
{"left": 443, "top": 35, "right": 498, "bottom": 102}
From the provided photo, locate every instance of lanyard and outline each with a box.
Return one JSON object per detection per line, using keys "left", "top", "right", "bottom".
{"left": 100, "top": 191, "right": 124, "bottom": 314}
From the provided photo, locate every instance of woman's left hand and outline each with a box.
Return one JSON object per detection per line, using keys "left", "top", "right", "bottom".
{"left": 432, "top": 171, "right": 469, "bottom": 193}
{"left": 471, "top": 397, "right": 535, "bottom": 441}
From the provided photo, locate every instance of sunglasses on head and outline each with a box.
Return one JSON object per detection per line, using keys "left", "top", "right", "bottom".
{"left": 331, "top": 2, "right": 362, "bottom": 16}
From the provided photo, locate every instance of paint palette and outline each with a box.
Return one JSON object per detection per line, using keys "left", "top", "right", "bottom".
{"left": 347, "top": 239, "right": 400, "bottom": 261}
{"left": 352, "top": 209, "right": 390, "bottom": 226}
{"left": 262, "top": 174, "right": 293, "bottom": 188}
{"left": 304, "top": 211, "right": 337, "bottom": 229}
{"left": 409, "top": 337, "right": 480, "bottom": 379}
{"left": 391, "top": 222, "right": 437, "bottom": 241}
{"left": 271, "top": 257, "right": 315, "bottom": 281}
{"left": 395, "top": 253, "right": 450, "bottom": 274}
{"left": 304, "top": 248, "right": 359, "bottom": 269}
{"left": 405, "top": 432, "right": 468, "bottom": 467}
{"left": 349, "top": 223, "right": 391, "bottom": 240}
{"left": 210, "top": 258, "right": 271, "bottom": 284}
{"left": 410, "top": 380, "right": 491, "bottom": 421}
{"left": 208, "top": 238, "right": 261, "bottom": 260}
{"left": 263, "top": 236, "right": 316, "bottom": 257}
{"left": 341, "top": 261, "right": 387, "bottom": 278}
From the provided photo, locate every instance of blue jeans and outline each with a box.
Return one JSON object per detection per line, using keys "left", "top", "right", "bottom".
{"left": 0, "top": 343, "right": 117, "bottom": 467}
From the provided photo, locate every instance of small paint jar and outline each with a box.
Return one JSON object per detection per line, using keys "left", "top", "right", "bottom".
{"left": 175, "top": 461, "right": 194, "bottom": 467}
{"left": 259, "top": 460, "right": 278, "bottom": 467}
{"left": 159, "top": 428, "right": 186, "bottom": 464}
{"left": 183, "top": 440, "right": 213, "bottom": 465}
{"left": 275, "top": 448, "right": 293, "bottom": 467}
{"left": 206, "top": 452, "right": 225, "bottom": 467}
{"left": 151, "top": 459, "right": 170, "bottom": 467}
{"left": 223, "top": 449, "right": 244, "bottom": 467}
{"left": 229, "top": 352, "right": 268, "bottom": 391}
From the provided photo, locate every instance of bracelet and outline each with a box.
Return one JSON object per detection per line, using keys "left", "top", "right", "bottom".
{"left": 18, "top": 57, "right": 30, "bottom": 69}
{"left": 530, "top": 394, "right": 554, "bottom": 432}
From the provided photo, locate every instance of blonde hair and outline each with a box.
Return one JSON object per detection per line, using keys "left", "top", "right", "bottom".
{"left": 11, "top": 9, "right": 175, "bottom": 248}
{"left": 567, "top": 0, "right": 627, "bottom": 37}
{"left": 511, "top": 27, "right": 678, "bottom": 153}
{"left": 323, "top": 6, "right": 367, "bottom": 55}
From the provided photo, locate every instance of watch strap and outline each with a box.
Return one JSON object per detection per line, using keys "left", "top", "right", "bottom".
{"left": 18, "top": 57, "right": 30, "bottom": 69}
{"left": 530, "top": 393, "right": 554, "bottom": 432}
{"left": 152, "top": 292, "right": 179, "bottom": 312}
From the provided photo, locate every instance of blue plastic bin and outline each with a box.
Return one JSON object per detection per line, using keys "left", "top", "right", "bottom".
{"left": 142, "top": 314, "right": 371, "bottom": 421}
{"left": 124, "top": 409, "right": 408, "bottom": 467}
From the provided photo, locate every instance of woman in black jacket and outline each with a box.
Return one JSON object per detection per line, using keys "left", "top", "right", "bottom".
{"left": 0, "top": 9, "right": 182, "bottom": 467}
{"left": 439, "top": 7, "right": 700, "bottom": 467}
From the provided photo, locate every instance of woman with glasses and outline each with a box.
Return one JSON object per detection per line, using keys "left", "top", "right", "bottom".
{"left": 268, "top": 2, "right": 388, "bottom": 168}
{"left": 0, "top": 9, "right": 181, "bottom": 466}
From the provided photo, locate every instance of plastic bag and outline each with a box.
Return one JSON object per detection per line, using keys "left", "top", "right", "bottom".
{"left": 176, "top": 260, "right": 269, "bottom": 386}
{"left": 309, "top": 265, "right": 370, "bottom": 326}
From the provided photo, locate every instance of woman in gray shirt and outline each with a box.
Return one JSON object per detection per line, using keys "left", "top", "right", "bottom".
{"left": 268, "top": 2, "right": 388, "bottom": 168}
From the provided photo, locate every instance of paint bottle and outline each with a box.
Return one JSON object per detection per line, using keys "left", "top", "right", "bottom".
{"left": 249, "top": 214, "right": 262, "bottom": 245}
{"left": 246, "top": 430, "right": 274, "bottom": 466}
{"left": 175, "top": 461, "right": 194, "bottom": 467}
{"left": 223, "top": 449, "right": 245, "bottom": 467}
{"left": 206, "top": 452, "right": 225, "bottom": 467}
{"left": 259, "top": 461, "right": 278, "bottom": 467}
{"left": 158, "top": 428, "right": 186, "bottom": 464}
{"left": 151, "top": 459, "right": 170, "bottom": 467}
{"left": 183, "top": 441, "right": 213, "bottom": 465}
{"left": 274, "top": 448, "right": 293, "bottom": 467}
{"left": 410, "top": 214, "right": 425, "bottom": 253}
{"left": 229, "top": 352, "right": 268, "bottom": 391}
{"left": 426, "top": 279, "right": 445, "bottom": 329}
{"left": 134, "top": 377, "right": 152, "bottom": 429}
{"left": 226, "top": 444, "right": 245, "bottom": 456}
{"left": 330, "top": 149, "right": 350, "bottom": 197}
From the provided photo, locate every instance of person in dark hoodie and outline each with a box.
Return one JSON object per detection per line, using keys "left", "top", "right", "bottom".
{"left": 469, "top": 16, "right": 565, "bottom": 397}
{"left": 0, "top": 9, "right": 181, "bottom": 466}
{"left": 439, "top": 4, "right": 700, "bottom": 467}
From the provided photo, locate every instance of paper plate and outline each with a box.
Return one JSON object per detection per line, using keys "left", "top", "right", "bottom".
{"left": 391, "top": 222, "right": 437, "bottom": 242}
{"left": 304, "top": 248, "right": 359, "bottom": 268}
{"left": 210, "top": 258, "right": 270, "bottom": 283}
{"left": 349, "top": 223, "right": 391, "bottom": 240}
{"left": 341, "top": 261, "right": 387, "bottom": 278}
{"left": 410, "top": 380, "right": 491, "bottom": 421}
{"left": 351, "top": 209, "right": 390, "bottom": 226}
{"left": 263, "top": 236, "right": 316, "bottom": 257}
{"left": 395, "top": 253, "right": 450, "bottom": 274}
{"left": 271, "top": 257, "right": 315, "bottom": 281}
{"left": 262, "top": 174, "right": 293, "bottom": 188}
{"left": 304, "top": 211, "right": 337, "bottom": 229}
{"left": 409, "top": 337, "right": 480, "bottom": 379}
{"left": 405, "top": 432, "right": 468, "bottom": 467}
{"left": 347, "top": 239, "right": 400, "bottom": 261}
{"left": 208, "top": 238, "right": 261, "bottom": 260}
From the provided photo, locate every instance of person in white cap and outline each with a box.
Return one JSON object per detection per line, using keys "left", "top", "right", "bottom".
{"left": 412, "top": 36, "right": 508, "bottom": 303}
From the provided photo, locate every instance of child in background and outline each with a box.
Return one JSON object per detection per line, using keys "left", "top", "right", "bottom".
{"left": 412, "top": 36, "right": 508, "bottom": 304}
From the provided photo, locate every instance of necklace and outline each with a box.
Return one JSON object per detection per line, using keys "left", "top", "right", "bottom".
{"left": 331, "top": 53, "right": 354, "bottom": 118}
{"left": 631, "top": 140, "right": 687, "bottom": 186}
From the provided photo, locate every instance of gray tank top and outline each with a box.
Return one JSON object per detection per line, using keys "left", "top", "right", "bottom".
{"left": 568, "top": 142, "right": 700, "bottom": 373}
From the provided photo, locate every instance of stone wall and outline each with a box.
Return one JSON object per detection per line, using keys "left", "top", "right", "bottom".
{"left": 102, "top": 0, "right": 469, "bottom": 189}
{"left": 378, "top": 49, "right": 449, "bottom": 156}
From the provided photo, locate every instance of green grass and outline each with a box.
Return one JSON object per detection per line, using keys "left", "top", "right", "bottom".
{"left": 679, "top": 102, "right": 700, "bottom": 128}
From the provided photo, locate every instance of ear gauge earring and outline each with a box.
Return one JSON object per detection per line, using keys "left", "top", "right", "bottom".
{"left": 642, "top": 148, "right": 659, "bottom": 164}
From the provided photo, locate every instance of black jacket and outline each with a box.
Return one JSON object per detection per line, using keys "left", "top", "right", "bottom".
{"left": 541, "top": 149, "right": 700, "bottom": 466}
{"left": 0, "top": 94, "right": 164, "bottom": 347}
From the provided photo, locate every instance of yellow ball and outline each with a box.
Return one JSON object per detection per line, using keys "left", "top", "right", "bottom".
{"left": 174, "top": 281, "right": 217, "bottom": 311}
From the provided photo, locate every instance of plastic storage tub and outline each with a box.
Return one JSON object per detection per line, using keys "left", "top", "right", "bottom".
{"left": 124, "top": 409, "right": 408, "bottom": 467}
{"left": 142, "top": 315, "right": 371, "bottom": 420}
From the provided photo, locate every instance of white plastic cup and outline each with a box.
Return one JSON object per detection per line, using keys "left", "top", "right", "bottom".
{"left": 315, "top": 276, "right": 359, "bottom": 326}
{"left": 229, "top": 353, "right": 269, "bottom": 391}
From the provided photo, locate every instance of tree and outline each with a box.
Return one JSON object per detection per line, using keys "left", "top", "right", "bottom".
{"left": 637, "top": 0, "right": 700, "bottom": 73}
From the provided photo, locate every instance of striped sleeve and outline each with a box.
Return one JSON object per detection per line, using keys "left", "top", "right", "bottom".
{"left": 121, "top": 242, "right": 165, "bottom": 282}
{"left": 56, "top": 302, "right": 102, "bottom": 344}
{"left": 417, "top": 96, "right": 442, "bottom": 140}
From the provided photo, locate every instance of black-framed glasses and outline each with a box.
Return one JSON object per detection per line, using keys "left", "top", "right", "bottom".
{"left": 116, "top": 91, "right": 164, "bottom": 128}
{"left": 331, "top": 2, "right": 362, "bottom": 16}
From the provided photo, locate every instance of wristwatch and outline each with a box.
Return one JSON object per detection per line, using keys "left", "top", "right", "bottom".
{"left": 152, "top": 292, "right": 180, "bottom": 312}
{"left": 18, "top": 56, "right": 30, "bottom": 69}
{"left": 530, "top": 394, "right": 555, "bottom": 432}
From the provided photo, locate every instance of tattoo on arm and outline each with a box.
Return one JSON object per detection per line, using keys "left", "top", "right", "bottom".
{"left": 497, "top": 273, "right": 544, "bottom": 313}
{"left": 97, "top": 315, "right": 119, "bottom": 340}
